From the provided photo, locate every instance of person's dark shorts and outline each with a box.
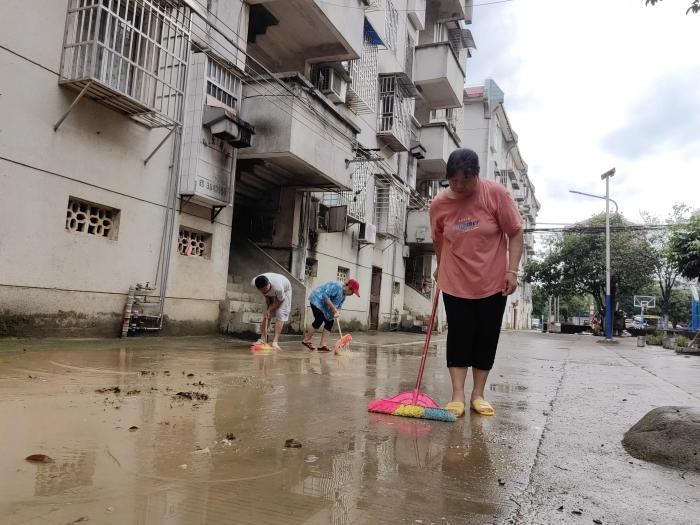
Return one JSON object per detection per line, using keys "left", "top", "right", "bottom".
{"left": 443, "top": 291, "right": 508, "bottom": 370}
{"left": 310, "top": 304, "right": 334, "bottom": 331}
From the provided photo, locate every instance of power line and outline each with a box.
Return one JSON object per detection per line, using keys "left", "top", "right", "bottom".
{"left": 316, "top": 0, "right": 515, "bottom": 10}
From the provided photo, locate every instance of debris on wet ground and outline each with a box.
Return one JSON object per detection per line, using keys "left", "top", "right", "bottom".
{"left": 25, "top": 454, "right": 54, "bottom": 463}
{"left": 193, "top": 380, "right": 206, "bottom": 387}
{"left": 125, "top": 389, "right": 141, "bottom": 396}
{"left": 498, "top": 479, "right": 506, "bottom": 486}
{"left": 304, "top": 455, "right": 318, "bottom": 463}
{"left": 69, "top": 517, "right": 88, "bottom": 523}
{"left": 128, "top": 426, "right": 139, "bottom": 432}
{"left": 285, "top": 438, "right": 302, "bottom": 448}
{"left": 139, "top": 370, "right": 156, "bottom": 376}
{"left": 95, "top": 386, "right": 121, "bottom": 394}
{"left": 175, "top": 391, "right": 209, "bottom": 401}
{"left": 557, "top": 506, "right": 564, "bottom": 512}
{"left": 186, "top": 373, "right": 195, "bottom": 378}
{"left": 193, "top": 447, "right": 210, "bottom": 455}
{"left": 225, "top": 432, "right": 235, "bottom": 440}
{"left": 164, "top": 370, "right": 170, "bottom": 375}
{"left": 593, "top": 520, "right": 603, "bottom": 524}
{"left": 179, "top": 464, "right": 188, "bottom": 469}
{"left": 106, "top": 506, "right": 113, "bottom": 512}
{"left": 572, "top": 509, "right": 583, "bottom": 515}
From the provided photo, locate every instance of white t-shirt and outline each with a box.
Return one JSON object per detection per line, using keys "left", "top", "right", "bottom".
{"left": 252, "top": 273, "right": 291, "bottom": 302}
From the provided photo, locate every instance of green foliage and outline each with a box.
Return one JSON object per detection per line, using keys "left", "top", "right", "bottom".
{"left": 647, "top": 333, "right": 664, "bottom": 345}
{"left": 525, "top": 213, "right": 656, "bottom": 318}
{"left": 645, "top": 0, "right": 700, "bottom": 14}
{"left": 675, "top": 336, "right": 689, "bottom": 348}
{"left": 668, "top": 213, "right": 700, "bottom": 281}
{"left": 531, "top": 284, "right": 548, "bottom": 318}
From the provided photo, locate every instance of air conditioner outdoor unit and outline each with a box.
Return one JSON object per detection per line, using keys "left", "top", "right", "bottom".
{"left": 359, "top": 222, "right": 377, "bottom": 244}
{"left": 313, "top": 66, "right": 348, "bottom": 104}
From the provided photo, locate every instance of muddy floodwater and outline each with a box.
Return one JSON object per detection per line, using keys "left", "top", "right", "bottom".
{"left": 1, "top": 332, "right": 698, "bottom": 524}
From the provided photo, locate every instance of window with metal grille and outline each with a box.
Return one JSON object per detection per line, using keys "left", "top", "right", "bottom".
{"left": 206, "top": 57, "right": 239, "bottom": 110}
{"left": 385, "top": 0, "right": 399, "bottom": 50}
{"left": 377, "top": 75, "right": 411, "bottom": 150}
{"left": 347, "top": 22, "right": 378, "bottom": 114}
{"left": 404, "top": 32, "right": 415, "bottom": 79}
{"left": 374, "top": 178, "right": 407, "bottom": 239}
{"left": 65, "top": 197, "right": 120, "bottom": 240}
{"left": 322, "top": 160, "right": 370, "bottom": 223}
{"left": 393, "top": 281, "right": 400, "bottom": 295}
{"left": 178, "top": 227, "right": 211, "bottom": 258}
{"left": 337, "top": 266, "right": 350, "bottom": 281}
{"left": 59, "top": 0, "right": 191, "bottom": 127}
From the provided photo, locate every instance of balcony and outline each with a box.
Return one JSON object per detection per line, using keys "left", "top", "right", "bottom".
{"left": 525, "top": 233, "right": 536, "bottom": 256}
{"left": 428, "top": 0, "right": 468, "bottom": 22}
{"left": 407, "top": 0, "right": 427, "bottom": 30}
{"left": 59, "top": 0, "right": 192, "bottom": 128}
{"left": 417, "top": 123, "right": 460, "bottom": 178}
{"left": 406, "top": 209, "right": 433, "bottom": 250}
{"left": 374, "top": 177, "right": 407, "bottom": 239}
{"left": 238, "top": 74, "right": 358, "bottom": 191}
{"left": 246, "top": 0, "right": 365, "bottom": 72}
{"left": 413, "top": 43, "right": 465, "bottom": 109}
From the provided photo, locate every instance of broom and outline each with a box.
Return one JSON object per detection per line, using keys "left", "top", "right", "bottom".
{"left": 367, "top": 289, "right": 456, "bottom": 423}
{"left": 332, "top": 317, "right": 352, "bottom": 353}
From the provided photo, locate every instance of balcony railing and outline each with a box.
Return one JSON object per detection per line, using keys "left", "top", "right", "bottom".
{"left": 59, "top": 0, "right": 191, "bottom": 127}
{"left": 429, "top": 107, "right": 462, "bottom": 136}
{"left": 377, "top": 75, "right": 413, "bottom": 152}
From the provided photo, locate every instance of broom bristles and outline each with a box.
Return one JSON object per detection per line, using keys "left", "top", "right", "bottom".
{"left": 368, "top": 394, "right": 456, "bottom": 422}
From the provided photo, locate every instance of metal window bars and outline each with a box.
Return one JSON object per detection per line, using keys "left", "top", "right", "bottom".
{"left": 384, "top": 0, "right": 398, "bottom": 50}
{"left": 322, "top": 160, "right": 370, "bottom": 223}
{"left": 59, "top": 0, "right": 191, "bottom": 127}
{"left": 374, "top": 176, "right": 407, "bottom": 239}
{"left": 206, "top": 56, "right": 240, "bottom": 110}
{"left": 377, "top": 75, "right": 412, "bottom": 151}
{"left": 346, "top": 23, "right": 378, "bottom": 114}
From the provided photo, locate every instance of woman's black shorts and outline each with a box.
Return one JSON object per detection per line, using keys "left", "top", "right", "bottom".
{"left": 443, "top": 291, "right": 507, "bottom": 370}
{"left": 310, "top": 304, "right": 334, "bottom": 331}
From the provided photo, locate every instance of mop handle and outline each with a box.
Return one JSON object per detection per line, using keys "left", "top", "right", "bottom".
{"left": 337, "top": 316, "right": 343, "bottom": 339}
{"left": 413, "top": 288, "right": 441, "bottom": 393}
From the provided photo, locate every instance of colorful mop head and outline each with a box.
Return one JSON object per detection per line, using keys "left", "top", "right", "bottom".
{"left": 250, "top": 342, "right": 275, "bottom": 354}
{"left": 368, "top": 391, "right": 456, "bottom": 422}
{"left": 332, "top": 334, "right": 353, "bottom": 352}
{"left": 367, "top": 288, "right": 456, "bottom": 423}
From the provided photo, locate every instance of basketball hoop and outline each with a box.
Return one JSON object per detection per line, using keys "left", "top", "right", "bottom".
{"left": 633, "top": 295, "right": 656, "bottom": 309}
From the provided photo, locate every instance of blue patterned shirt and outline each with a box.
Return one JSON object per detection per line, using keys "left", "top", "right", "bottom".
{"left": 309, "top": 281, "right": 346, "bottom": 321}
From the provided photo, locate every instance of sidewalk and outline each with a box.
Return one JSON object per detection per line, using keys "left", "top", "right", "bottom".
{"left": 0, "top": 332, "right": 697, "bottom": 524}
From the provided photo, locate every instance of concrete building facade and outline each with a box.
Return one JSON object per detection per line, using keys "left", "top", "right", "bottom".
{"left": 1, "top": 0, "right": 477, "bottom": 337}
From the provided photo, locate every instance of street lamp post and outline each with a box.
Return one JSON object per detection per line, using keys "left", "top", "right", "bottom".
{"left": 601, "top": 168, "right": 616, "bottom": 341}
{"left": 569, "top": 167, "right": 616, "bottom": 342}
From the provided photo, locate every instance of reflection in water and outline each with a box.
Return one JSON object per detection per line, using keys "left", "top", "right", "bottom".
{"left": 34, "top": 450, "right": 96, "bottom": 497}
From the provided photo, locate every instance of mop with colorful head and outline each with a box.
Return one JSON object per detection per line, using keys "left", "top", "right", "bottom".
{"left": 368, "top": 289, "right": 456, "bottom": 423}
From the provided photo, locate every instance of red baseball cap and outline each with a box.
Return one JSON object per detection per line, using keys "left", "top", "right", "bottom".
{"left": 346, "top": 279, "right": 360, "bottom": 297}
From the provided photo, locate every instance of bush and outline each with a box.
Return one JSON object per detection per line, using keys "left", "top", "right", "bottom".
{"left": 646, "top": 334, "right": 663, "bottom": 346}
{"left": 675, "top": 336, "right": 689, "bottom": 348}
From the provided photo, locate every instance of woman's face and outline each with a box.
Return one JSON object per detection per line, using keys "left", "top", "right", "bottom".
{"left": 447, "top": 170, "right": 478, "bottom": 196}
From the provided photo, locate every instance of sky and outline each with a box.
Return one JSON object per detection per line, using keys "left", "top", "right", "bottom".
{"left": 466, "top": 0, "right": 700, "bottom": 226}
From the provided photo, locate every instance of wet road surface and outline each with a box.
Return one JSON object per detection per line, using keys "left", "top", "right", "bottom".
{"left": 0, "top": 332, "right": 698, "bottom": 524}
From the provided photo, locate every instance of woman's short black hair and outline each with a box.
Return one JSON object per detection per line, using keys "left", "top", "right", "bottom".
{"left": 446, "top": 148, "right": 480, "bottom": 179}
{"left": 254, "top": 275, "right": 269, "bottom": 289}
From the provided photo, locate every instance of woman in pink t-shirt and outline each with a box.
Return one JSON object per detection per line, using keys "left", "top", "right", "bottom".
{"left": 430, "top": 148, "right": 524, "bottom": 417}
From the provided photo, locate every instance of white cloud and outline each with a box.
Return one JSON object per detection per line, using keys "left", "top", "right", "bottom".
{"left": 468, "top": 0, "right": 700, "bottom": 225}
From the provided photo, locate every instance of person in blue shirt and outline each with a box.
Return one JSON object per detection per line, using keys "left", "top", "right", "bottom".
{"left": 303, "top": 279, "right": 360, "bottom": 352}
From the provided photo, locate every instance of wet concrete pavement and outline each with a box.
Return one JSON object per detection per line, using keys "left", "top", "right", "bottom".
{"left": 0, "top": 332, "right": 697, "bottom": 524}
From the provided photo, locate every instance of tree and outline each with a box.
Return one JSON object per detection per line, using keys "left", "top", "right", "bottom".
{"left": 525, "top": 213, "right": 656, "bottom": 323}
{"left": 645, "top": 0, "right": 700, "bottom": 14}
{"left": 668, "top": 213, "right": 700, "bottom": 282}
{"left": 641, "top": 204, "right": 692, "bottom": 322}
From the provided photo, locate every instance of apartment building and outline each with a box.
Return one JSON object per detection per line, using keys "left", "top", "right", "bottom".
{"left": 0, "top": 0, "right": 475, "bottom": 336}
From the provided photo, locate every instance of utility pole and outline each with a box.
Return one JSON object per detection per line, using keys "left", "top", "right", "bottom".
{"left": 601, "top": 168, "right": 616, "bottom": 342}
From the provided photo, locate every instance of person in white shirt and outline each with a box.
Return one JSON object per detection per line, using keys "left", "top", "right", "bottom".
{"left": 251, "top": 273, "right": 292, "bottom": 350}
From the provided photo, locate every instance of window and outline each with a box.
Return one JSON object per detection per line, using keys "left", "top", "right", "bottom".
{"left": 178, "top": 227, "right": 211, "bottom": 258}
{"left": 65, "top": 197, "right": 119, "bottom": 240}
{"left": 337, "top": 266, "right": 350, "bottom": 281}
{"left": 346, "top": 21, "right": 379, "bottom": 114}
{"left": 207, "top": 57, "right": 239, "bottom": 110}
{"left": 305, "top": 258, "right": 318, "bottom": 279}
{"left": 385, "top": 0, "right": 398, "bottom": 50}
{"left": 393, "top": 281, "right": 400, "bottom": 295}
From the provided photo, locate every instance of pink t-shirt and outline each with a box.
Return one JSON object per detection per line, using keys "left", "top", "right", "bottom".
{"left": 430, "top": 179, "right": 523, "bottom": 299}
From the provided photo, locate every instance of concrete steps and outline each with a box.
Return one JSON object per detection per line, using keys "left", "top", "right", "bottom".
{"left": 221, "top": 274, "right": 266, "bottom": 335}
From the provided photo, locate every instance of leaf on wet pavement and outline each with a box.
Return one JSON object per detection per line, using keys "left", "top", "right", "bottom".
{"left": 284, "top": 439, "right": 302, "bottom": 448}
{"left": 25, "top": 454, "right": 54, "bottom": 463}
{"left": 128, "top": 426, "right": 139, "bottom": 432}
